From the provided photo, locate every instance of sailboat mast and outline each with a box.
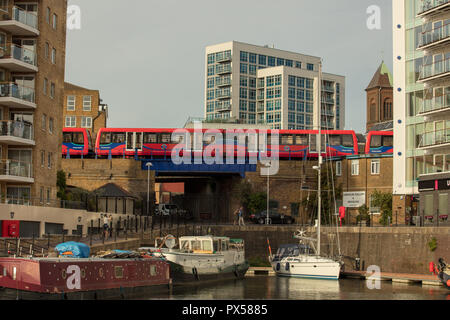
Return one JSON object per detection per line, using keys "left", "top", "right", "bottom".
{"left": 317, "top": 61, "right": 322, "bottom": 256}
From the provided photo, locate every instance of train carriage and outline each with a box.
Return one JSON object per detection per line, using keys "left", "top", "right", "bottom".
{"left": 62, "top": 128, "right": 92, "bottom": 157}
{"left": 365, "top": 131, "right": 393, "bottom": 155}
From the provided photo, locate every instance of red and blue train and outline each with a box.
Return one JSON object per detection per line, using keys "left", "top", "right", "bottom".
{"left": 62, "top": 128, "right": 393, "bottom": 159}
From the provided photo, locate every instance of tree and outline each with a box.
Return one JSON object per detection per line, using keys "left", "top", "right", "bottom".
{"left": 371, "top": 190, "right": 392, "bottom": 226}
{"left": 357, "top": 204, "right": 370, "bottom": 223}
{"left": 57, "top": 170, "right": 67, "bottom": 200}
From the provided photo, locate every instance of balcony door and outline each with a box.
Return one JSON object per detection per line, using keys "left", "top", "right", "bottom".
{"left": 435, "top": 120, "right": 445, "bottom": 144}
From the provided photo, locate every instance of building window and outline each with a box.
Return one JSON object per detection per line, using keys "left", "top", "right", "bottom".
{"left": 41, "top": 114, "right": 46, "bottom": 131}
{"left": 48, "top": 152, "right": 52, "bottom": 169}
{"left": 50, "top": 83, "right": 55, "bottom": 99}
{"left": 351, "top": 160, "right": 359, "bottom": 176}
{"left": 46, "top": 7, "right": 50, "bottom": 24}
{"left": 52, "top": 14, "right": 57, "bottom": 29}
{"left": 47, "top": 189, "right": 51, "bottom": 204}
{"left": 43, "top": 78, "right": 48, "bottom": 95}
{"left": 83, "top": 96, "right": 92, "bottom": 111}
{"left": 336, "top": 161, "right": 342, "bottom": 176}
{"left": 40, "top": 187, "right": 44, "bottom": 204}
{"left": 49, "top": 117, "right": 54, "bottom": 134}
{"left": 81, "top": 116, "right": 92, "bottom": 128}
{"left": 40, "top": 150, "right": 45, "bottom": 167}
{"left": 65, "top": 116, "right": 76, "bottom": 127}
{"left": 371, "top": 159, "right": 380, "bottom": 175}
{"left": 369, "top": 194, "right": 380, "bottom": 214}
{"left": 307, "top": 63, "right": 314, "bottom": 71}
{"left": 51, "top": 48, "right": 56, "bottom": 64}
{"left": 67, "top": 96, "right": 75, "bottom": 111}
{"left": 45, "top": 42, "right": 49, "bottom": 59}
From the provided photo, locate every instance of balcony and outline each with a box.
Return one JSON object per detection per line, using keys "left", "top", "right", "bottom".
{"left": 216, "top": 89, "right": 231, "bottom": 99}
{"left": 418, "top": 128, "right": 450, "bottom": 149}
{"left": 418, "top": 57, "right": 450, "bottom": 82}
{"left": 0, "top": 83, "right": 36, "bottom": 109}
{"left": 322, "top": 85, "right": 334, "bottom": 93}
{"left": 0, "top": 160, "right": 33, "bottom": 184}
{"left": 216, "top": 64, "right": 232, "bottom": 75}
{"left": 323, "top": 98, "right": 335, "bottom": 105}
{"left": 0, "top": 6, "right": 39, "bottom": 36}
{"left": 418, "top": 98, "right": 450, "bottom": 116}
{"left": 0, "top": 43, "right": 38, "bottom": 72}
{"left": 216, "top": 76, "right": 231, "bottom": 87}
{"left": 418, "top": 0, "right": 450, "bottom": 17}
{"left": 0, "top": 120, "right": 34, "bottom": 146}
{"left": 216, "top": 52, "right": 232, "bottom": 63}
{"left": 418, "top": 22, "right": 450, "bottom": 50}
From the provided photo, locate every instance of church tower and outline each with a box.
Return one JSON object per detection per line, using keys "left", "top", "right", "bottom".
{"left": 365, "top": 62, "right": 393, "bottom": 132}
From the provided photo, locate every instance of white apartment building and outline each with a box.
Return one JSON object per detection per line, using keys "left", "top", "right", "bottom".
{"left": 393, "top": 0, "right": 450, "bottom": 222}
{"left": 204, "top": 41, "right": 345, "bottom": 130}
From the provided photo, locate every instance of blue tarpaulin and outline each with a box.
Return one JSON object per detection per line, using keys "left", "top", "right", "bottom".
{"left": 55, "top": 242, "right": 90, "bottom": 258}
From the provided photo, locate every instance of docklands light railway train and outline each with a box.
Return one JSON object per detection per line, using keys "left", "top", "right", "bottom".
{"left": 62, "top": 128, "right": 393, "bottom": 159}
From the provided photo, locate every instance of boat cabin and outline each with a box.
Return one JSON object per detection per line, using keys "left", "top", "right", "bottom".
{"left": 178, "top": 236, "right": 244, "bottom": 254}
{"left": 272, "top": 244, "right": 314, "bottom": 261}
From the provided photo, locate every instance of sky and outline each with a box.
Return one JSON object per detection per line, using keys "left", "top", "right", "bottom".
{"left": 65, "top": 0, "right": 393, "bottom": 134}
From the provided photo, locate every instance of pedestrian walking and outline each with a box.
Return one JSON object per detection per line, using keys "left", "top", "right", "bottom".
{"left": 103, "top": 214, "right": 110, "bottom": 240}
{"left": 238, "top": 206, "right": 245, "bottom": 226}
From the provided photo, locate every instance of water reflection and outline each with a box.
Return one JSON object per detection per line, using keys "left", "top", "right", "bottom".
{"left": 138, "top": 277, "right": 449, "bottom": 301}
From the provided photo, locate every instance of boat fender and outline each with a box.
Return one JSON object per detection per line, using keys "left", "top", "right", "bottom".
{"left": 276, "top": 263, "right": 280, "bottom": 271}
{"left": 447, "top": 279, "right": 450, "bottom": 288}
{"left": 429, "top": 262, "right": 437, "bottom": 275}
{"left": 192, "top": 267, "right": 199, "bottom": 280}
{"left": 285, "top": 263, "right": 290, "bottom": 271}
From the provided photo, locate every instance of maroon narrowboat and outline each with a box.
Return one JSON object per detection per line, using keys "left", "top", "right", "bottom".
{"left": 0, "top": 257, "right": 171, "bottom": 300}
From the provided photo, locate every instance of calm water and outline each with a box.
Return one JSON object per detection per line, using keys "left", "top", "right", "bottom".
{"left": 138, "top": 276, "right": 449, "bottom": 300}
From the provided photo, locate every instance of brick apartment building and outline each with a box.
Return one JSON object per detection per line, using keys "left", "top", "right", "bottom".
{"left": 0, "top": 0, "right": 67, "bottom": 205}
{"left": 63, "top": 82, "right": 108, "bottom": 146}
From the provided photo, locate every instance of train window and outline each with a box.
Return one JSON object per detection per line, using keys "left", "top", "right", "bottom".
{"left": 281, "top": 135, "right": 294, "bottom": 145}
{"left": 342, "top": 135, "right": 354, "bottom": 147}
{"left": 383, "top": 136, "right": 393, "bottom": 147}
{"left": 73, "top": 133, "right": 84, "bottom": 144}
{"left": 161, "top": 133, "right": 171, "bottom": 144}
{"left": 112, "top": 133, "right": 125, "bottom": 143}
{"left": 63, "top": 132, "right": 72, "bottom": 143}
{"left": 370, "top": 135, "right": 382, "bottom": 148}
{"left": 100, "top": 132, "right": 112, "bottom": 144}
{"left": 126, "top": 132, "right": 134, "bottom": 149}
{"left": 171, "top": 135, "right": 184, "bottom": 144}
{"left": 329, "top": 135, "right": 341, "bottom": 146}
{"left": 296, "top": 134, "right": 308, "bottom": 145}
{"left": 144, "top": 133, "right": 157, "bottom": 143}
{"left": 310, "top": 135, "right": 326, "bottom": 153}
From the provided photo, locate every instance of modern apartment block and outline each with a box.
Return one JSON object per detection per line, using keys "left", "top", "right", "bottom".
{"left": 393, "top": 0, "right": 450, "bottom": 223}
{"left": 0, "top": 0, "right": 67, "bottom": 205}
{"left": 63, "top": 82, "right": 108, "bottom": 145}
{"left": 204, "top": 41, "right": 345, "bottom": 130}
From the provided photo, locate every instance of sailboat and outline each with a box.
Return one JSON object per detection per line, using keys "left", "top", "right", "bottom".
{"left": 269, "top": 61, "right": 342, "bottom": 280}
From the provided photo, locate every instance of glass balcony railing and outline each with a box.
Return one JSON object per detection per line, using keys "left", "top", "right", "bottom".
{"left": 322, "top": 85, "right": 334, "bottom": 92}
{"left": 216, "top": 64, "right": 232, "bottom": 74}
{"left": 419, "top": 128, "right": 450, "bottom": 148}
{"left": 0, "top": 43, "right": 37, "bottom": 66}
{"left": 12, "top": 6, "right": 38, "bottom": 29}
{"left": 216, "top": 76, "right": 231, "bottom": 86}
{"left": 419, "top": 0, "right": 450, "bottom": 15}
{"left": 0, "top": 120, "right": 34, "bottom": 141}
{"left": 420, "top": 97, "right": 450, "bottom": 114}
{"left": 419, "top": 57, "right": 450, "bottom": 80}
{"left": 323, "top": 98, "right": 335, "bottom": 104}
{"left": 419, "top": 22, "right": 450, "bottom": 48}
{"left": 0, "top": 160, "right": 33, "bottom": 179}
{"left": 0, "top": 82, "right": 36, "bottom": 103}
{"left": 216, "top": 52, "right": 232, "bottom": 63}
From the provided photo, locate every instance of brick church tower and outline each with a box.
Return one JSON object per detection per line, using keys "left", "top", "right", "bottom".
{"left": 365, "top": 61, "right": 393, "bottom": 132}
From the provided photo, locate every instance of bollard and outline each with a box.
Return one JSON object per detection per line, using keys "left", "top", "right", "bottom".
{"left": 90, "top": 220, "right": 93, "bottom": 246}
{"left": 47, "top": 233, "right": 50, "bottom": 250}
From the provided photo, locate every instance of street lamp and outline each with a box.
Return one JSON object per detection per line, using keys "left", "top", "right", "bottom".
{"left": 146, "top": 162, "right": 153, "bottom": 216}
{"left": 264, "top": 162, "right": 271, "bottom": 225}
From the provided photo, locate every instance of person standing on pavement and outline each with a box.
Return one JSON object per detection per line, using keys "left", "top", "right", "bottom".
{"left": 238, "top": 206, "right": 245, "bottom": 226}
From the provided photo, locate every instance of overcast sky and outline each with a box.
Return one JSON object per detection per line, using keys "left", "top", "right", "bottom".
{"left": 65, "top": 0, "right": 393, "bottom": 133}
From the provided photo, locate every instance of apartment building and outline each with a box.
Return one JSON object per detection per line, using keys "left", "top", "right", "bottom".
{"left": 393, "top": 0, "right": 450, "bottom": 222}
{"left": 0, "top": 0, "right": 67, "bottom": 205}
{"left": 204, "top": 41, "right": 345, "bottom": 130}
{"left": 63, "top": 82, "right": 108, "bottom": 145}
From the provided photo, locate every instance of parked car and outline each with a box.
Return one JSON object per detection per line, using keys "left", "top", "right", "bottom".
{"left": 249, "top": 210, "right": 295, "bottom": 225}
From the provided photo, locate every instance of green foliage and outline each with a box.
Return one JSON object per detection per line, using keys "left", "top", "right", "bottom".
{"left": 428, "top": 237, "right": 437, "bottom": 252}
{"left": 357, "top": 204, "right": 370, "bottom": 222}
{"left": 57, "top": 170, "right": 67, "bottom": 200}
{"left": 371, "top": 190, "right": 392, "bottom": 226}
{"left": 248, "top": 256, "right": 271, "bottom": 267}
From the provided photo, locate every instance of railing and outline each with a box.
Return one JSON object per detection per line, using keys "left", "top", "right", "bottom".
{"left": 420, "top": 98, "right": 450, "bottom": 114}
{"left": 419, "top": 56, "right": 450, "bottom": 80}
{"left": 419, "top": 22, "right": 450, "bottom": 48}
{"left": 0, "top": 43, "right": 37, "bottom": 66}
{"left": 323, "top": 98, "right": 335, "bottom": 104}
{"left": 419, "top": 128, "right": 450, "bottom": 147}
{"left": 216, "top": 89, "right": 231, "bottom": 99}
{"left": 11, "top": 6, "right": 38, "bottom": 29}
{"left": 323, "top": 85, "right": 334, "bottom": 92}
{"left": 419, "top": 0, "right": 450, "bottom": 15}
{"left": 0, "top": 82, "right": 35, "bottom": 103}
{"left": 0, "top": 159, "right": 32, "bottom": 178}
{"left": 0, "top": 120, "right": 33, "bottom": 140}
{"left": 216, "top": 76, "right": 231, "bottom": 86}
{"left": 216, "top": 52, "right": 232, "bottom": 63}
{"left": 216, "top": 63, "right": 232, "bottom": 74}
